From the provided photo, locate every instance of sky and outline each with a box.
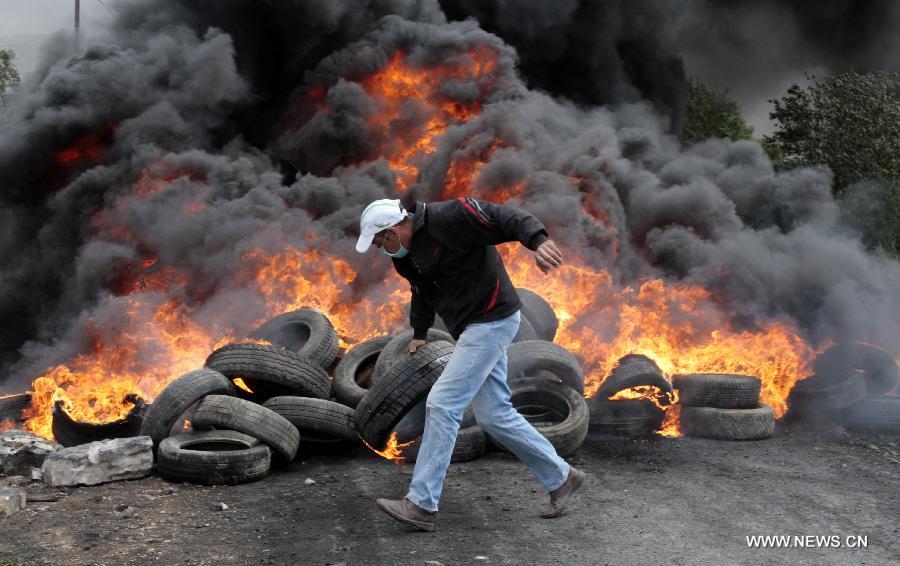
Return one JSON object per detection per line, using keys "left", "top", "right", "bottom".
{"left": 0, "top": 0, "right": 110, "bottom": 84}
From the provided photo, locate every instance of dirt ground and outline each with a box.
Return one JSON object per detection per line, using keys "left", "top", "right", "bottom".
{"left": 1, "top": 423, "right": 898, "bottom": 566}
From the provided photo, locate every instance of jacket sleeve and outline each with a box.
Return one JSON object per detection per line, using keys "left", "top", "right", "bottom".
{"left": 444, "top": 196, "right": 549, "bottom": 250}
{"left": 409, "top": 281, "right": 435, "bottom": 340}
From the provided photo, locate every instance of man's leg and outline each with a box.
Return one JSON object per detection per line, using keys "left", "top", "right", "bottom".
{"left": 403, "top": 318, "right": 512, "bottom": 513}
{"left": 471, "top": 346, "right": 571, "bottom": 493}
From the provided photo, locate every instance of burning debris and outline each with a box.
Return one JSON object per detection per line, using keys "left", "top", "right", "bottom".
{"left": 0, "top": 0, "right": 898, "bottom": 492}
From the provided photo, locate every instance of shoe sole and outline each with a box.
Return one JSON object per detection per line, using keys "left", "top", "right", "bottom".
{"left": 376, "top": 500, "right": 436, "bottom": 532}
{"left": 541, "top": 470, "right": 586, "bottom": 519}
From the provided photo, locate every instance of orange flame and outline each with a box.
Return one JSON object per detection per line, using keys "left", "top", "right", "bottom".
{"left": 21, "top": 297, "right": 219, "bottom": 440}
{"left": 0, "top": 418, "right": 15, "bottom": 432}
{"left": 233, "top": 378, "right": 253, "bottom": 393}
{"left": 241, "top": 247, "right": 409, "bottom": 347}
{"left": 501, "top": 245, "right": 817, "bottom": 420}
{"left": 658, "top": 405, "right": 681, "bottom": 438}
{"left": 355, "top": 47, "right": 500, "bottom": 190}
{"left": 19, "top": 44, "right": 831, "bottom": 445}
{"left": 609, "top": 387, "right": 681, "bottom": 437}
{"left": 364, "top": 432, "right": 416, "bottom": 464}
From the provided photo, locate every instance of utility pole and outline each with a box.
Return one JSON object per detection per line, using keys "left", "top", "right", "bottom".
{"left": 75, "top": 0, "right": 80, "bottom": 44}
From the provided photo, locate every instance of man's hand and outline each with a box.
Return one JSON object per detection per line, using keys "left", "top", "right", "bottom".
{"left": 535, "top": 240, "right": 563, "bottom": 274}
{"left": 407, "top": 339, "right": 427, "bottom": 353}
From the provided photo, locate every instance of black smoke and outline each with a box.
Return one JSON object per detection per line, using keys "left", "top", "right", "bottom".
{"left": 0, "top": 0, "right": 897, "bottom": 396}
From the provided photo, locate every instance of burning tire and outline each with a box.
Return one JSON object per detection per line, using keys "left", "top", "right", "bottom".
{"left": 262, "top": 396, "right": 359, "bottom": 449}
{"left": 504, "top": 377, "right": 589, "bottom": 457}
{"left": 332, "top": 336, "right": 392, "bottom": 408}
{"left": 507, "top": 340, "right": 585, "bottom": 394}
{"left": 157, "top": 430, "right": 271, "bottom": 486}
{"left": 812, "top": 342, "right": 899, "bottom": 395}
{"left": 516, "top": 288, "right": 558, "bottom": 342}
{"left": 673, "top": 374, "right": 761, "bottom": 409}
{"left": 586, "top": 398, "right": 666, "bottom": 436}
{"left": 140, "top": 369, "right": 236, "bottom": 448}
{"left": 250, "top": 308, "right": 339, "bottom": 370}
{"left": 52, "top": 395, "right": 148, "bottom": 447}
{"left": 355, "top": 341, "right": 454, "bottom": 450}
{"left": 192, "top": 395, "right": 300, "bottom": 461}
{"left": 681, "top": 404, "right": 775, "bottom": 440}
{"left": 372, "top": 329, "right": 454, "bottom": 383}
{"left": 0, "top": 393, "right": 31, "bottom": 423}
{"left": 596, "top": 354, "right": 673, "bottom": 400}
{"left": 843, "top": 397, "right": 900, "bottom": 434}
{"left": 787, "top": 373, "right": 868, "bottom": 420}
{"left": 205, "top": 343, "right": 331, "bottom": 400}
{"left": 401, "top": 425, "right": 487, "bottom": 463}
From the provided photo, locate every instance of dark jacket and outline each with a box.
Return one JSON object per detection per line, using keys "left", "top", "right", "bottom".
{"left": 392, "top": 197, "right": 550, "bottom": 340}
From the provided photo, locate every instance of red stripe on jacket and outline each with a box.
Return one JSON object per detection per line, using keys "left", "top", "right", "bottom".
{"left": 484, "top": 278, "right": 500, "bottom": 312}
{"left": 458, "top": 197, "right": 491, "bottom": 227}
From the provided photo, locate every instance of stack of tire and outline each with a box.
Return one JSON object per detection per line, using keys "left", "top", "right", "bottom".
{"left": 789, "top": 343, "right": 899, "bottom": 434}
{"left": 349, "top": 288, "right": 589, "bottom": 460}
{"left": 501, "top": 290, "right": 590, "bottom": 457}
{"left": 586, "top": 355, "right": 673, "bottom": 436}
{"left": 140, "top": 308, "right": 359, "bottom": 485}
{"left": 353, "top": 339, "right": 465, "bottom": 460}
{"left": 674, "top": 374, "right": 775, "bottom": 440}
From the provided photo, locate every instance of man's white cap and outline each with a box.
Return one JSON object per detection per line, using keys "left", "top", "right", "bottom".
{"left": 355, "top": 198, "right": 409, "bottom": 253}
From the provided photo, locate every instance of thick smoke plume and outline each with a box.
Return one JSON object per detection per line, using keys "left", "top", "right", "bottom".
{"left": 0, "top": 0, "right": 897, "bottom": 405}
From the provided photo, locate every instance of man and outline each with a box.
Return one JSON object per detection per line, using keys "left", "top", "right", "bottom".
{"left": 355, "top": 196, "right": 586, "bottom": 532}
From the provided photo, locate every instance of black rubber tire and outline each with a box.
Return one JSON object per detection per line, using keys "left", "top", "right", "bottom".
{"left": 787, "top": 373, "right": 868, "bottom": 419}
{"left": 843, "top": 397, "right": 900, "bottom": 434}
{"left": 596, "top": 355, "right": 673, "bottom": 400}
{"left": 332, "top": 336, "right": 392, "bottom": 408}
{"left": 507, "top": 340, "right": 584, "bottom": 394}
{"left": 812, "top": 343, "right": 899, "bottom": 395}
{"left": 140, "top": 369, "right": 236, "bottom": 448}
{"left": 401, "top": 425, "right": 487, "bottom": 463}
{"left": 681, "top": 404, "right": 775, "bottom": 440}
{"left": 205, "top": 343, "right": 331, "bottom": 400}
{"left": 262, "top": 396, "right": 359, "bottom": 448}
{"left": 516, "top": 288, "right": 558, "bottom": 342}
{"left": 586, "top": 397, "right": 666, "bottom": 436}
{"left": 250, "top": 308, "right": 339, "bottom": 370}
{"left": 505, "top": 377, "right": 589, "bottom": 457}
{"left": 673, "top": 374, "right": 761, "bottom": 409}
{"left": 356, "top": 341, "right": 455, "bottom": 450}
{"left": 512, "top": 315, "right": 538, "bottom": 344}
{"left": 192, "top": 395, "right": 300, "bottom": 461}
{"left": 51, "top": 396, "right": 147, "bottom": 447}
{"left": 157, "top": 430, "right": 271, "bottom": 485}
{"left": 0, "top": 393, "right": 31, "bottom": 423}
{"left": 373, "top": 329, "right": 454, "bottom": 383}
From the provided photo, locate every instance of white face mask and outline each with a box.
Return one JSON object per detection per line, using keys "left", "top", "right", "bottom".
{"left": 380, "top": 230, "right": 409, "bottom": 258}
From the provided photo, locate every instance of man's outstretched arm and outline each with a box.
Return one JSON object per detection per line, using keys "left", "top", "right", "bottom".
{"left": 437, "top": 196, "right": 563, "bottom": 272}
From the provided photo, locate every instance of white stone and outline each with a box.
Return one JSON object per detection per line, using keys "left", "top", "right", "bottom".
{"left": 304, "top": 478, "right": 316, "bottom": 485}
{"left": 0, "top": 486, "right": 26, "bottom": 516}
{"left": 0, "top": 430, "right": 60, "bottom": 476}
{"left": 41, "top": 436, "right": 153, "bottom": 487}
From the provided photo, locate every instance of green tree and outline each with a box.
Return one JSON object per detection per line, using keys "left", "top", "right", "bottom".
{"left": 766, "top": 72, "right": 900, "bottom": 254}
{"left": 682, "top": 77, "right": 754, "bottom": 145}
{"left": 0, "top": 47, "right": 21, "bottom": 108}
{"left": 765, "top": 72, "right": 900, "bottom": 194}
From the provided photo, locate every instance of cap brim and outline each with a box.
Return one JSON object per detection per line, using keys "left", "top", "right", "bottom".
{"left": 356, "top": 232, "right": 375, "bottom": 253}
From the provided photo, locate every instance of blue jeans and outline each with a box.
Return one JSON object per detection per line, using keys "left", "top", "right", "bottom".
{"left": 406, "top": 310, "right": 570, "bottom": 512}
